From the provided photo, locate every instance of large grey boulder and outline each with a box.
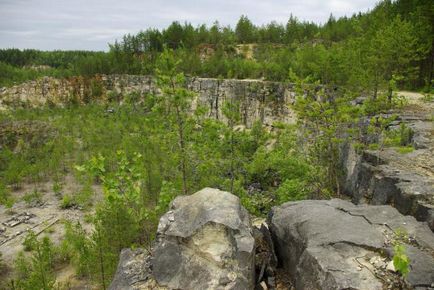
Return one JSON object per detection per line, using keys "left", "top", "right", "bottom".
{"left": 152, "top": 187, "right": 255, "bottom": 289}
{"left": 268, "top": 199, "right": 434, "bottom": 290}
{"left": 109, "top": 188, "right": 256, "bottom": 290}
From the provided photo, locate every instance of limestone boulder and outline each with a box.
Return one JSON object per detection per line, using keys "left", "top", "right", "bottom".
{"left": 152, "top": 187, "right": 255, "bottom": 289}
{"left": 110, "top": 188, "right": 256, "bottom": 290}
{"left": 268, "top": 199, "right": 434, "bottom": 290}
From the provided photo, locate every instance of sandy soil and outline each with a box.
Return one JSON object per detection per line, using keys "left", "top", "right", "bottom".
{"left": 0, "top": 174, "right": 101, "bottom": 288}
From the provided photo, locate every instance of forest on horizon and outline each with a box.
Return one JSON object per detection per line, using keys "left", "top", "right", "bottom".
{"left": 0, "top": 0, "right": 433, "bottom": 94}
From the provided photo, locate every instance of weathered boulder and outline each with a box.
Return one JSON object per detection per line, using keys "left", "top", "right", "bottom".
{"left": 109, "top": 248, "right": 163, "bottom": 290}
{"left": 268, "top": 199, "right": 434, "bottom": 290}
{"left": 109, "top": 188, "right": 256, "bottom": 290}
{"left": 152, "top": 187, "right": 255, "bottom": 289}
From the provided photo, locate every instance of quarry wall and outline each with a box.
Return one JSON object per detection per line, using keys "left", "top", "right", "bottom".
{"left": 0, "top": 75, "right": 297, "bottom": 127}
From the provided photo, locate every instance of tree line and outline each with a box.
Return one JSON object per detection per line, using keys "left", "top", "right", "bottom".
{"left": 1, "top": 0, "right": 432, "bottom": 92}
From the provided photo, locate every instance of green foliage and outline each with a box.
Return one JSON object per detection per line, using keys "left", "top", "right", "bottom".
{"left": 60, "top": 194, "right": 77, "bottom": 209}
{"left": 90, "top": 79, "right": 104, "bottom": 99}
{"left": 155, "top": 181, "right": 177, "bottom": 215}
{"left": 293, "top": 79, "right": 360, "bottom": 195}
{"left": 368, "top": 118, "right": 415, "bottom": 155}
{"left": 12, "top": 235, "right": 56, "bottom": 290}
{"left": 65, "top": 151, "right": 149, "bottom": 288}
{"left": 1, "top": 0, "right": 431, "bottom": 90}
{"left": 0, "top": 182, "right": 14, "bottom": 208}
{"left": 63, "top": 222, "right": 92, "bottom": 278}
{"left": 241, "top": 191, "right": 273, "bottom": 217}
{"left": 155, "top": 48, "right": 196, "bottom": 195}
{"left": 22, "top": 230, "right": 38, "bottom": 252}
{"left": 22, "top": 190, "right": 43, "bottom": 206}
{"left": 52, "top": 182, "right": 62, "bottom": 195}
{"left": 235, "top": 15, "right": 256, "bottom": 43}
{"left": 275, "top": 179, "right": 308, "bottom": 204}
{"left": 421, "top": 94, "right": 434, "bottom": 102}
{"left": 396, "top": 146, "right": 414, "bottom": 154}
{"left": 393, "top": 244, "right": 411, "bottom": 276}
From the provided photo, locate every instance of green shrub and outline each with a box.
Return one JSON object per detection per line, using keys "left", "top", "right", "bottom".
{"left": 393, "top": 244, "right": 410, "bottom": 276}
{"left": 240, "top": 191, "right": 273, "bottom": 217}
{"left": 14, "top": 235, "right": 56, "bottom": 289}
{"left": 60, "top": 194, "right": 77, "bottom": 209}
{"left": 396, "top": 146, "right": 414, "bottom": 154}
{"left": 90, "top": 79, "right": 103, "bottom": 99}
{"left": 52, "top": 182, "right": 63, "bottom": 195}
{"left": 0, "top": 183, "right": 14, "bottom": 208}
{"left": 275, "top": 179, "right": 307, "bottom": 204}
{"left": 22, "top": 230, "right": 37, "bottom": 251}
{"left": 421, "top": 94, "right": 433, "bottom": 102}
{"left": 22, "top": 190, "right": 43, "bottom": 206}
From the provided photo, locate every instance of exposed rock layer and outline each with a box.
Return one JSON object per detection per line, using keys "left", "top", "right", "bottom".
{"left": 0, "top": 75, "right": 296, "bottom": 127}
{"left": 340, "top": 96, "right": 434, "bottom": 230}
{"left": 268, "top": 199, "right": 434, "bottom": 290}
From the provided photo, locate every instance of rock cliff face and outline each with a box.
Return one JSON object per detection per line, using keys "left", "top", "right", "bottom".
{"left": 0, "top": 75, "right": 296, "bottom": 127}
{"left": 340, "top": 94, "right": 434, "bottom": 231}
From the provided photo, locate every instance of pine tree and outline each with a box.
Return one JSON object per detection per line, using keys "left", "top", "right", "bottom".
{"left": 155, "top": 48, "right": 196, "bottom": 194}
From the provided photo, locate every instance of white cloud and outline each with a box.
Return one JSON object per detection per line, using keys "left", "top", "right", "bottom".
{"left": 0, "top": 0, "right": 378, "bottom": 50}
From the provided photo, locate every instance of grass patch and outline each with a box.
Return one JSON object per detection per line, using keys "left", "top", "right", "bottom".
{"left": 22, "top": 190, "right": 43, "bottom": 206}
{"left": 395, "top": 146, "right": 414, "bottom": 154}
{"left": 421, "top": 94, "right": 434, "bottom": 103}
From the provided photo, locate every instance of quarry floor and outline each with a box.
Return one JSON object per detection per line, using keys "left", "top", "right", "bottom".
{"left": 0, "top": 175, "right": 101, "bottom": 289}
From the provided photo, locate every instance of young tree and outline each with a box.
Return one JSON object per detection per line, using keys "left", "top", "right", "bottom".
{"left": 293, "top": 80, "right": 360, "bottom": 196}
{"left": 235, "top": 15, "right": 256, "bottom": 43}
{"left": 72, "top": 152, "right": 143, "bottom": 288}
{"left": 222, "top": 98, "right": 241, "bottom": 192}
{"left": 155, "top": 48, "right": 196, "bottom": 194}
{"left": 367, "top": 16, "right": 419, "bottom": 98}
{"left": 12, "top": 235, "right": 56, "bottom": 290}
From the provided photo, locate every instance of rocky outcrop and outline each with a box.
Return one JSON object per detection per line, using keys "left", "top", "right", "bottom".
{"left": 0, "top": 75, "right": 296, "bottom": 127}
{"left": 109, "top": 248, "right": 160, "bottom": 290}
{"left": 111, "top": 190, "right": 434, "bottom": 290}
{"left": 153, "top": 187, "right": 255, "bottom": 289}
{"left": 110, "top": 187, "right": 256, "bottom": 290}
{"left": 340, "top": 97, "right": 434, "bottom": 231}
{"left": 268, "top": 199, "right": 434, "bottom": 290}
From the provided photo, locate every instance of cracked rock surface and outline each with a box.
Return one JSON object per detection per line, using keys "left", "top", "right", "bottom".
{"left": 110, "top": 188, "right": 255, "bottom": 290}
{"left": 341, "top": 93, "right": 434, "bottom": 230}
{"left": 268, "top": 199, "right": 434, "bottom": 290}
{"left": 109, "top": 248, "right": 162, "bottom": 290}
{"left": 0, "top": 75, "right": 296, "bottom": 127}
{"left": 153, "top": 187, "right": 255, "bottom": 289}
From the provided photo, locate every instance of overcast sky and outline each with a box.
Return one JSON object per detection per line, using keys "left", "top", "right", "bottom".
{"left": 0, "top": 0, "right": 379, "bottom": 51}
